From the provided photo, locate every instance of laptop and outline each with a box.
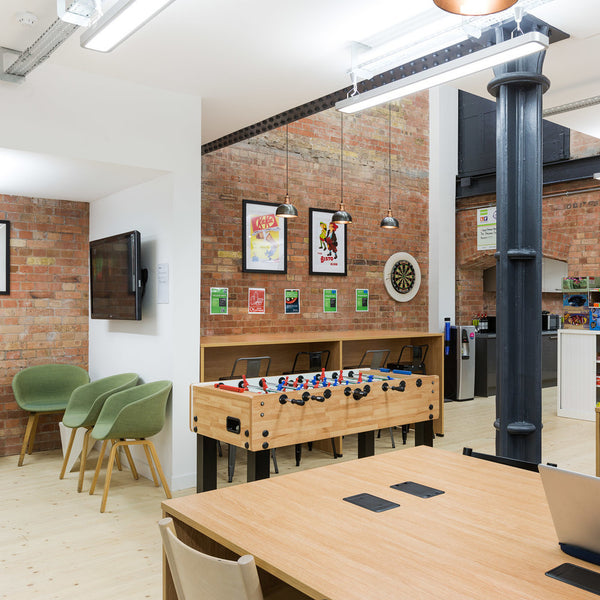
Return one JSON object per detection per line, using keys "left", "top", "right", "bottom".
{"left": 539, "top": 464, "right": 600, "bottom": 566}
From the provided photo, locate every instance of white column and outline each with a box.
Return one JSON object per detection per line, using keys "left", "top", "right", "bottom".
{"left": 428, "top": 86, "right": 458, "bottom": 332}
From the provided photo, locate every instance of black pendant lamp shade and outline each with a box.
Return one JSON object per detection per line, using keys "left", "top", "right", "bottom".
{"left": 381, "top": 103, "right": 399, "bottom": 229}
{"left": 333, "top": 113, "right": 353, "bottom": 225}
{"left": 276, "top": 125, "right": 298, "bottom": 219}
{"left": 433, "top": 0, "right": 517, "bottom": 16}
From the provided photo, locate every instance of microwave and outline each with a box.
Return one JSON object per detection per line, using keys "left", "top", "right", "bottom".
{"left": 542, "top": 314, "right": 560, "bottom": 330}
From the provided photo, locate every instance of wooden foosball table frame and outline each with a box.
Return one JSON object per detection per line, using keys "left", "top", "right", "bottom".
{"left": 190, "top": 369, "right": 439, "bottom": 492}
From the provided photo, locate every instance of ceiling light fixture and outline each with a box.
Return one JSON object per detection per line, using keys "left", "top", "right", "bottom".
{"left": 81, "top": 0, "right": 176, "bottom": 52}
{"left": 332, "top": 114, "right": 353, "bottom": 225}
{"left": 276, "top": 125, "right": 298, "bottom": 219}
{"left": 57, "top": 0, "right": 99, "bottom": 26}
{"left": 433, "top": 0, "right": 517, "bottom": 16}
{"left": 381, "top": 104, "right": 399, "bottom": 230}
{"left": 336, "top": 31, "right": 549, "bottom": 114}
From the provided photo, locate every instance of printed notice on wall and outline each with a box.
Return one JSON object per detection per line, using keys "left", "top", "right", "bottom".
{"left": 210, "top": 288, "right": 228, "bottom": 315}
{"left": 248, "top": 288, "right": 266, "bottom": 314}
{"left": 323, "top": 289, "right": 337, "bottom": 313}
{"left": 284, "top": 289, "right": 300, "bottom": 314}
{"left": 356, "top": 289, "right": 369, "bottom": 312}
{"left": 477, "top": 207, "right": 497, "bottom": 250}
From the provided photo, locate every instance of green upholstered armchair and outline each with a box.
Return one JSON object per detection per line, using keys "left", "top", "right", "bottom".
{"left": 12, "top": 364, "right": 90, "bottom": 466}
{"left": 59, "top": 373, "right": 139, "bottom": 492}
{"left": 88, "top": 380, "right": 173, "bottom": 513}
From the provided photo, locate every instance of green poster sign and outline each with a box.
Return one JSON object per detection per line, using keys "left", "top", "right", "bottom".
{"left": 210, "top": 287, "right": 228, "bottom": 315}
{"left": 356, "top": 289, "right": 369, "bottom": 312}
{"left": 323, "top": 289, "right": 337, "bottom": 313}
{"left": 284, "top": 289, "right": 300, "bottom": 314}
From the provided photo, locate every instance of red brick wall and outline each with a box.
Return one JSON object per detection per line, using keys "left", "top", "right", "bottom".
{"left": 0, "top": 195, "right": 89, "bottom": 457}
{"left": 455, "top": 181, "right": 600, "bottom": 324}
{"left": 570, "top": 130, "right": 600, "bottom": 160}
{"left": 201, "top": 97, "right": 430, "bottom": 336}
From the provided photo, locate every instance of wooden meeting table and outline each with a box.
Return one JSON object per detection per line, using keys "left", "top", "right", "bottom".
{"left": 162, "top": 446, "right": 600, "bottom": 599}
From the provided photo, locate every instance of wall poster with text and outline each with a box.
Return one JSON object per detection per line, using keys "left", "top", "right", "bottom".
{"left": 309, "top": 208, "right": 347, "bottom": 275}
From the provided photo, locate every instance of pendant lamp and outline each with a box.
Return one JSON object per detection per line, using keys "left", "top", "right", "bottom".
{"left": 433, "top": 0, "right": 517, "bottom": 16}
{"left": 332, "top": 113, "right": 353, "bottom": 225}
{"left": 276, "top": 125, "right": 298, "bottom": 219}
{"left": 381, "top": 104, "right": 399, "bottom": 230}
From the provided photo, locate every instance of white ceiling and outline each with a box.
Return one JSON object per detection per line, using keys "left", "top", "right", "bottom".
{"left": 1, "top": 0, "right": 600, "bottom": 201}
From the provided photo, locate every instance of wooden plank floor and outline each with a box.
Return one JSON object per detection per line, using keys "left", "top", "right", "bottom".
{"left": 0, "top": 387, "right": 595, "bottom": 600}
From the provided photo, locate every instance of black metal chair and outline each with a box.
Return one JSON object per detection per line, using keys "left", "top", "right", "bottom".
{"left": 390, "top": 344, "right": 428, "bottom": 374}
{"left": 345, "top": 349, "right": 390, "bottom": 371}
{"left": 462, "top": 447, "right": 556, "bottom": 472}
{"left": 290, "top": 350, "right": 330, "bottom": 373}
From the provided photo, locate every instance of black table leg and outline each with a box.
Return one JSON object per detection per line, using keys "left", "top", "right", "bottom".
{"left": 196, "top": 435, "right": 217, "bottom": 493}
{"left": 247, "top": 449, "right": 270, "bottom": 482}
{"left": 414, "top": 420, "right": 434, "bottom": 447}
{"left": 357, "top": 430, "right": 375, "bottom": 458}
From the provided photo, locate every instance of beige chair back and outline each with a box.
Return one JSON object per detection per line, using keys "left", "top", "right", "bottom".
{"left": 158, "top": 517, "right": 264, "bottom": 600}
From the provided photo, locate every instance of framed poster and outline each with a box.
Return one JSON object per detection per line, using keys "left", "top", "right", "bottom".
{"left": 356, "top": 289, "right": 369, "bottom": 312}
{"left": 242, "top": 200, "right": 287, "bottom": 273}
{"left": 210, "top": 287, "right": 228, "bottom": 314}
{"left": 323, "top": 289, "right": 338, "bottom": 313}
{"left": 309, "top": 208, "right": 347, "bottom": 276}
{"left": 284, "top": 289, "right": 300, "bottom": 314}
{"left": 248, "top": 288, "right": 266, "bottom": 314}
{"left": 0, "top": 220, "right": 9, "bottom": 295}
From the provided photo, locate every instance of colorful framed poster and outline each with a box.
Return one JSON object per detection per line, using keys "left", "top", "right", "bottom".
{"left": 309, "top": 208, "right": 347, "bottom": 276}
{"left": 323, "top": 289, "right": 338, "bottom": 313}
{"left": 0, "top": 220, "right": 9, "bottom": 295}
{"left": 242, "top": 200, "right": 287, "bottom": 273}
{"left": 210, "top": 287, "right": 228, "bottom": 314}
{"left": 248, "top": 288, "right": 266, "bottom": 314}
{"left": 284, "top": 289, "right": 300, "bottom": 314}
{"left": 356, "top": 289, "right": 369, "bottom": 312}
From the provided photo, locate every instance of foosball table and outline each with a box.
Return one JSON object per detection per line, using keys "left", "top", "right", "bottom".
{"left": 190, "top": 368, "right": 439, "bottom": 492}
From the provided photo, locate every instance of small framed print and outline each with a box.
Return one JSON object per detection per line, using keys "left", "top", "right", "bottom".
{"left": 309, "top": 208, "right": 347, "bottom": 276}
{"left": 210, "top": 288, "right": 228, "bottom": 314}
{"left": 248, "top": 288, "right": 266, "bottom": 314}
{"left": 284, "top": 289, "right": 300, "bottom": 314}
{"left": 323, "top": 289, "right": 338, "bottom": 313}
{"left": 242, "top": 200, "right": 287, "bottom": 273}
{"left": 356, "top": 289, "right": 369, "bottom": 312}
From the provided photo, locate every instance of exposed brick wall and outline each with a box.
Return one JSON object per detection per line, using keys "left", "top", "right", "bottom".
{"left": 455, "top": 180, "right": 600, "bottom": 324}
{"left": 570, "top": 129, "right": 600, "bottom": 160}
{"left": 0, "top": 195, "right": 89, "bottom": 457}
{"left": 201, "top": 97, "right": 430, "bottom": 336}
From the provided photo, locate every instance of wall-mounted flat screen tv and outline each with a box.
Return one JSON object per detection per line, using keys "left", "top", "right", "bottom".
{"left": 90, "top": 230, "right": 144, "bottom": 320}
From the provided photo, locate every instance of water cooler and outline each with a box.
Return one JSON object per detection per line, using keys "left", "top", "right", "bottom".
{"left": 444, "top": 325, "right": 476, "bottom": 401}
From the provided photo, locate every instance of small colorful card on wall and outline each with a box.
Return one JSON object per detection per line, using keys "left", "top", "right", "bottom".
{"left": 356, "top": 289, "right": 369, "bottom": 312}
{"left": 323, "top": 289, "right": 337, "bottom": 313}
{"left": 210, "top": 287, "right": 228, "bottom": 314}
{"left": 248, "top": 288, "right": 265, "bottom": 314}
{"left": 284, "top": 289, "right": 300, "bottom": 314}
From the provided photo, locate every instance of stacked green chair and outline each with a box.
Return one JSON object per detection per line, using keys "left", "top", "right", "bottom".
{"left": 59, "top": 373, "right": 139, "bottom": 491}
{"left": 88, "top": 380, "right": 173, "bottom": 513}
{"left": 12, "top": 364, "right": 90, "bottom": 466}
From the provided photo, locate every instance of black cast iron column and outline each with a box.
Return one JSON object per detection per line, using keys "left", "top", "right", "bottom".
{"left": 488, "top": 28, "right": 550, "bottom": 463}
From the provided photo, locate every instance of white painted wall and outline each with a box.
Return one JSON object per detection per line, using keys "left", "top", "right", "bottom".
{"left": 0, "top": 63, "right": 202, "bottom": 491}
{"left": 429, "top": 86, "right": 458, "bottom": 332}
{"left": 89, "top": 173, "right": 201, "bottom": 490}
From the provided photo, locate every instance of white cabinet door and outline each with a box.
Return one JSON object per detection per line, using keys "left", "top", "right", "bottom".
{"left": 558, "top": 330, "right": 597, "bottom": 421}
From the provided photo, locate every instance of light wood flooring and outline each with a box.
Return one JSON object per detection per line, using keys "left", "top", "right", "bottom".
{"left": 1, "top": 387, "right": 595, "bottom": 600}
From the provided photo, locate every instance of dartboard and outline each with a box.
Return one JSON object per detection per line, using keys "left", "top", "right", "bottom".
{"left": 391, "top": 260, "right": 416, "bottom": 294}
{"left": 383, "top": 252, "right": 421, "bottom": 302}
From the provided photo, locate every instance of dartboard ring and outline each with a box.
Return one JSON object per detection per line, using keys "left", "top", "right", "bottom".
{"left": 383, "top": 252, "right": 421, "bottom": 302}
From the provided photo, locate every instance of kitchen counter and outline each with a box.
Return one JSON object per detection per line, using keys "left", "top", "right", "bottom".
{"left": 475, "top": 330, "right": 558, "bottom": 397}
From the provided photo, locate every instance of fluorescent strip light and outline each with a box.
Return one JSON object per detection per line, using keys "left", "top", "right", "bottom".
{"left": 336, "top": 31, "right": 549, "bottom": 114}
{"left": 81, "top": 0, "right": 176, "bottom": 52}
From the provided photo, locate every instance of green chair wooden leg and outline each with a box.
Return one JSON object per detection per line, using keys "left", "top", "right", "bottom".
{"left": 100, "top": 441, "right": 121, "bottom": 513}
{"left": 18, "top": 414, "right": 37, "bottom": 467}
{"left": 89, "top": 439, "right": 108, "bottom": 496}
{"left": 143, "top": 443, "right": 159, "bottom": 486}
{"left": 59, "top": 427, "right": 78, "bottom": 479}
{"left": 77, "top": 427, "right": 93, "bottom": 493}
